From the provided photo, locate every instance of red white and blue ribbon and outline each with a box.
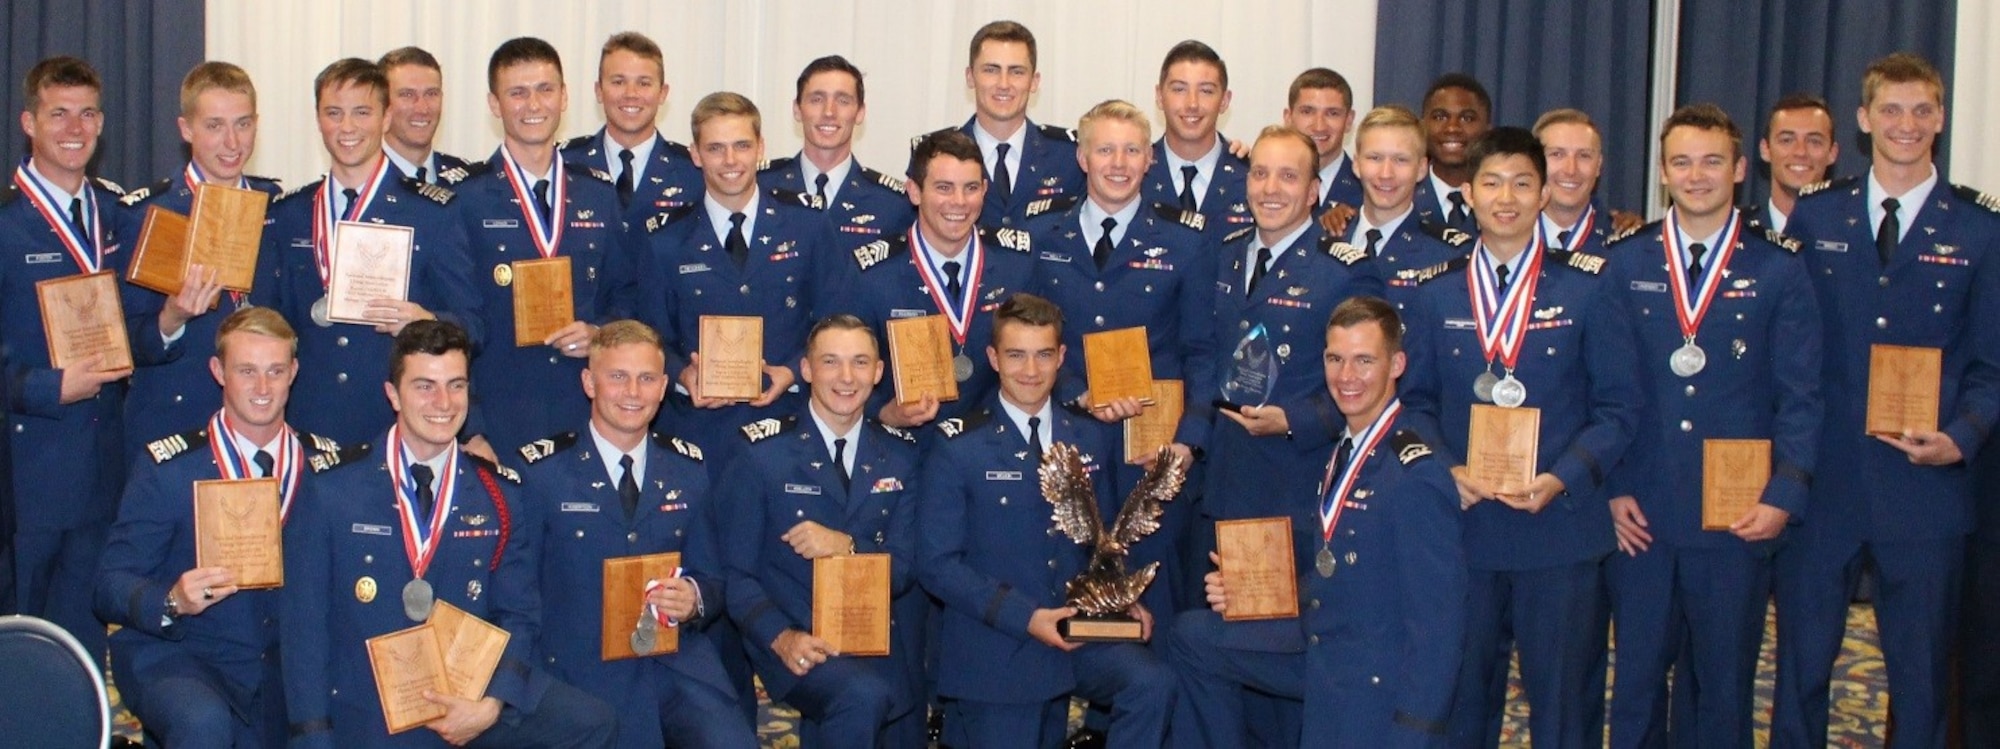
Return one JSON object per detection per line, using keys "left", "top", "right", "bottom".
{"left": 909, "top": 226, "right": 985, "bottom": 346}
{"left": 498, "top": 146, "right": 566, "bottom": 259}
{"left": 1661, "top": 207, "right": 1744, "bottom": 342}
{"left": 310, "top": 157, "right": 390, "bottom": 289}
{"left": 1466, "top": 231, "right": 1546, "bottom": 372}
{"left": 386, "top": 423, "right": 458, "bottom": 580}
{"left": 13, "top": 164, "right": 104, "bottom": 274}
{"left": 1317, "top": 399, "right": 1402, "bottom": 543}
{"left": 206, "top": 410, "right": 305, "bottom": 523}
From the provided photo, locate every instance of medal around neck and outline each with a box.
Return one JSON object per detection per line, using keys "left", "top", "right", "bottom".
{"left": 1218, "top": 323, "right": 1278, "bottom": 410}
{"left": 1041, "top": 443, "right": 1188, "bottom": 641}
{"left": 1492, "top": 375, "right": 1528, "bottom": 409}
{"left": 402, "top": 578, "right": 435, "bottom": 622}
{"left": 1671, "top": 342, "right": 1707, "bottom": 377}
{"left": 1472, "top": 371, "right": 1500, "bottom": 403}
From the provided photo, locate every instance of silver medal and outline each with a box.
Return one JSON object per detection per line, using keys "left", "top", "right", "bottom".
{"left": 630, "top": 613, "right": 658, "bottom": 654}
{"left": 1315, "top": 547, "right": 1336, "bottom": 578}
{"left": 1492, "top": 375, "right": 1527, "bottom": 408}
{"left": 1670, "top": 343, "right": 1707, "bottom": 377}
{"left": 1472, "top": 371, "right": 1499, "bottom": 403}
{"left": 401, "top": 578, "right": 435, "bottom": 622}
{"left": 952, "top": 354, "right": 974, "bottom": 382}
{"left": 311, "top": 295, "right": 333, "bottom": 328}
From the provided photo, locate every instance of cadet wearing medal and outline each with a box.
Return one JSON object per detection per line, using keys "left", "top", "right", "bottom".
{"left": 717, "top": 315, "right": 927, "bottom": 748}
{"left": 1284, "top": 68, "right": 1365, "bottom": 217}
{"left": 1344, "top": 105, "right": 1467, "bottom": 312}
{"left": 759, "top": 55, "right": 916, "bottom": 255}
{"left": 1140, "top": 41, "right": 1250, "bottom": 237}
{"left": 2, "top": 56, "right": 133, "bottom": 658}
{"left": 454, "top": 37, "right": 638, "bottom": 461}
{"left": 1397, "top": 127, "right": 1641, "bottom": 748}
{"left": 378, "top": 47, "right": 471, "bottom": 186}
{"left": 255, "top": 58, "right": 481, "bottom": 449}
{"left": 558, "top": 32, "right": 704, "bottom": 224}
{"left": 918, "top": 294, "right": 1173, "bottom": 749}
{"left": 949, "top": 21, "right": 1084, "bottom": 231}
{"left": 118, "top": 62, "right": 284, "bottom": 463}
{"left": 518, "top": 320, "right": 755, "bottom": 749}
{"left": 282, "top": 321, "right": 614, "bottom": 748}
{"left": 1168, "top": 296, "right": 1465, "bottom": 749}
{"left": 95, "top": 308, "right": 334, "bottom": 747}
{"left": 837, "top": 129, "right": 1037, "bottom": 435}
{"left": 1775, "top": 54, "right": 2000, "bottom": 749}
{"left": 1601, "top": 104, "right": 1822, "bottom": 748}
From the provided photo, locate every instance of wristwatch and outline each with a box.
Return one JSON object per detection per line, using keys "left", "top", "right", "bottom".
{"left": 162, "top": 590, "right": 183, "bottom": 627}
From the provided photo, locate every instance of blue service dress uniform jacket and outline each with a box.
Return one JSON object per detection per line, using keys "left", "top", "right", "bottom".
{"left": 955, "top": 118, "right": 1084, "bottom": 231}
{"left": 758, "top": 155, "right": 916, "bottom": 255}
{"left": 1140, "top": 136, "right": 1254, "bottom": 237}
{"left": 560, "top": 130, "right": 705, "bottom": 227}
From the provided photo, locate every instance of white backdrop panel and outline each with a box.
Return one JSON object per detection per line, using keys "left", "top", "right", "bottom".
{"left": 1951, "top": 2, "right": 1997, "bottom": 191}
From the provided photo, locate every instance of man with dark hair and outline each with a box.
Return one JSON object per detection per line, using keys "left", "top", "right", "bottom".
{"left": 919, "top": 293, "right": 1173, "bottom": 748}
{"left": 1169, "top": 296, "right": 1465, "bottom": 748}
{"left": 254, "top": 57, "right": 481, "bottom": 448}
{"left": 759, "top": 55, "right": 916, "bottom": 255}
{"left": 1777, "top": 52, "right": 2000, "bottom": 749}
{"left": 518, "top": 320, "right": 757, "bottom": 749}
{"left": 1399, "top": 126, "right": 1640, "bottom": 748}
{"left": 1284, "top": 67, "right": 1364, "bottom": 214}
{"left": 454, "top": 37, "right": 638, "bottom": 462}
{"left": 97, "top": 307, "right": 338, "bottom": 747}
{"left": 559, "top": 32, "right": 704, "bottom": 224}
{"left": 3, "top": 55, "right": 132, "bottom": 656}
{"left": 951, "top": 20, "right": 1084, "bottom": 230}
{"left": 1140, "top": 40, "right": 1250, "bottom": 236}
{"left": 1416, "top": 73, "right": 1492, "bottom": 233}
{"left": 836, "top": 129, "right": 1037, "bottom": 434}
{"left": 282, "top": 320, "right": 615, "bottom": 748}
{"left": 1602, "top": 103, "right": 1822, "bottom": 748}
{"left": 377, "top": 46, "right": 471, "bottom": 185}
{"left": 720, "top": 313, "right": 928, "bottom": 748}
{"left": 1757, "top": 93, "right": 1839, "bottom": 233}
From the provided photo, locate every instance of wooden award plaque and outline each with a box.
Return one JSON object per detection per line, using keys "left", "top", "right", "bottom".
{"left": 326, "top": 221, "right": 415, "bottom": 325}
{"left": 697, "top": 315, "right": 764, "bottom": 402}
{"left": 1082, "top": 326, "right": 1156, "bottom": 407}
{"left": 427, "top": 601, "right": 509, "bottom": 700}
{"left": 1215, "top": 517, "right": 1300, "bottom": 621}
{"left": 188, "top": 182, "right": 267, "bottom": 291}
{"left": 1465, "top": 404, "right": 1540, "bottom": 495}
{"left": 36, "top": 271, "right": 132, "bottom": 371}
{"left": 601, "top": 552, "right": 682, "bottom": 661}
{"left": 812, "top": 553, "right": 892, "bottom": 656}
{"left": 886, "top": 315, "right": 959, "bottom": 405}
{"left": 510, "top": 256, "right": 575, "bottom": 346}
{"left": 1123, "top": 380, "right": 1185, "bottom": 464}
{"left": 1701, "top": 439, "right": 1772, "bottom": 531}
{"left": 125, "top": 205, "right": 192, "bottom": 295}
{"left": 192, "top": 478, "right": 283, "bottom": 589}
{"left": 1865, "top": 344, "right": 1941, "bottom": 436}
{"left": 365, "top": 623, "right": 448, "bottom": 733}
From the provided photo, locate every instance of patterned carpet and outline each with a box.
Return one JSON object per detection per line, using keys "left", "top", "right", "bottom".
{"left": 111, "top": 603, "right": 1888, "bottom": 747}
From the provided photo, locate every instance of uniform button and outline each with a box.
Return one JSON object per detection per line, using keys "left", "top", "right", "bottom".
{"left": 336, "top": 373, "right": 348, "bottom": 383}
{"left": 1094, "top": 281, "right": 1105, "bottom": 291}
{"left": 173, "top": 394, "right": 184, "bottom": 403}
{"left": 739, "top": 285, "right": 750, "bottom": 294}
{"left": 1876, "top": 317, "right": 1888, "bottom": 329}
{"left": 1879, "top": 276, "right": 1890, "bottom": 287}
{"left": 1370, "top": 675, "right": 1381, "bottom": 685}
{"left": 674, "top": 529, "right": 683, "bottom": 537}
{"left": 1239, "top": 321, "right": 1249, "bottom": 330}
{"left": 795, "top": 510, "right": 805, "bottom": 517}
{"left": 1546, "top": 347, "right": 1556, "bottom": 356}
{"left": 1684, "top": 385, "right": 1696, "bottom": 397}
{"left": 627, "top": 532, "right": 638, "bottom": 543}
{"left": 1093, "top": 315, "right": 1105, "bottom": 327}
{"left": 880, "top": 508, "right": 889, "bottom": 516}
{"left": 336, "top": 336, "right": 349, "bottom": 347}
{"left": 999, "top": 497, "right": 1008, "bottom": 505}
{"left": 1680, "top": 420, "right": 1693, "bottom": 432}
{"left": 1047, "top": 559, "right": 1057, "bottom": 569}
{"left": 1308, "top": 635, "right": 1320, "bottom": 645}
{"left": 875, "top": 532, "right": 885, "bottom": 544}
{"left": 549, "top": 356, "right": 560, "bottom": 364}
{"left": 363, "top": 554, "right": 374, "bottom": 564}
{"left": 1046, "top": 527, "right": 1057, "bottom": 536}
{"left": 1309, "top": 599, "right": 1321, "bottom": 609}
{"left": 472, "top": 557, "right": 482, "bottom": 567}
{"left": 575, "top": 529, "right": 585, "bottom": 538}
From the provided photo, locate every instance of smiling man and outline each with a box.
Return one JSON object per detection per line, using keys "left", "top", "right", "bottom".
{"left": 560, "top": 32, "right": 704, "bottom": 224}
{"left": 1757, "top": 93, "right": 1840, "bottom": 233}
{"left": 760, "top": 55, "right": 916, "bottom": 255}
{"left": 1343, "top": 105, "right": 1465, "bottom": 311}
{"left": 1140, "top": 40, "right": 1249, "bottom": 235}
{"left": 1284, "top": 67, "right": 1365, "bottom": 215}
{"left": 378, "top": 47, "right": 471, "bottom": 186}
{"left": 948, "top": 20, "right": 1084, "bottom": 230}
{"left": 1414, "top": 74, "right": 1492, "bottom": 233}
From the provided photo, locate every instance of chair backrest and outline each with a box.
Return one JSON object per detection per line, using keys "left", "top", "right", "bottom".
{"left": 0, "top": 615, "right": 111, "bottom": 749}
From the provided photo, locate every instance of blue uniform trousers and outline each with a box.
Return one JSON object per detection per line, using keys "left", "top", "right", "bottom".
{"left": 1607, "top": 543, "right": 1770, "bottom": 749}
{"left": 1449, "top": 558, "right": 1605, "bottom": 749}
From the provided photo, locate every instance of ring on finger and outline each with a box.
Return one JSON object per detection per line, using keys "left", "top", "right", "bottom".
{"left": 202, "top": 587, "right": 215, "bottom": 601}
{"left": 796, "top": 656, "right": 809, "bottom": 668}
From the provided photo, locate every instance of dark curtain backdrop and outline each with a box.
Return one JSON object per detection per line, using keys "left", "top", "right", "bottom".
{"left": 1373, "top": 0, "right": 1656, "bottom": 212}
{"left": 1678, "top": 0, "right": 1957, "bottom": 207}
{"left": 4, "top": 0, "right": 206, "bottom": 189}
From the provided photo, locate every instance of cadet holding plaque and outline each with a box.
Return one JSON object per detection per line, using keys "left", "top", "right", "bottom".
{"left": 696, "top": 314, "right": 765, "bottom": 402}
{"left": 886, "top": 314, "right": 959, "bottom": 406}
{"left": 37, "top": 271, "right": 133, "bottom": 372}
{"left": 324, "top": 221, "right": 415, "bottom": 326}
{"left": 1398, "top": 128, "right": 1639, "bottom": 747}
{"left": 1599, "top": 104, "right": 1822, "bottom": 749}
{"left": 1168, "top": 296, "right": 1466, "bottom": 748}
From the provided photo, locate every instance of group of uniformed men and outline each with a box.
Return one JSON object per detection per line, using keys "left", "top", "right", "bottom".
{"left": 4, "top": 15, "right": 1997, "bottom": 749}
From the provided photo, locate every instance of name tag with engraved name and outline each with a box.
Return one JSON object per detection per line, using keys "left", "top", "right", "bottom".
{"left": 1815, "top": 240, "right": 1848, "bottom": 252}
{"left": 483, "top": 219, "right": 521, "bottom": 229}
{"left": 985, "top": 471, "right": 1023, "bottom": 481}
{"left": 1629, "top": 281, "right": 1669, "bottom": 293}
{"left": 560, "top": 502, "right": 600, "bottom": 513}
{"left": 785, "top": 483, "right": 823, "bottom": 495}
{"left": 1443, "top": 318, "right": 1477, "bottom": 330}
{"left": 351, "top": 523, "right": 393, "bottom": 536}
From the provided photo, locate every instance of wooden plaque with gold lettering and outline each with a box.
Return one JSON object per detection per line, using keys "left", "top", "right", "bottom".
{"left": 188, "top": 183, "right": 267, "bottom": 291}
{"left": 1465, "top": 404, "right": 1540, "bottom": 494}
{"left": 326, "top": 221, "right": 414, "bottom": 325}
{"left": 36, "top": 271, "right": 132, "bottom": 371}
{"left": 365, "top": 623, "right": 449, "bottom": 733}
{"left": 428, "top": 601, "right": 509, "bottom": 700}
{"left": 1865, "top": 344, "right": 1941, "bottom": 436}
{"left": 1216, "top": 517, "right": 1299, "bottom": 621}
{"left": 886, "top": 315, "right": 959, "bottom": 405}
{"left": 125, "top": 205, "right": 192, "bottom": 295}
{"left": 1701, "top": 439, "right": 1771, "bottom": 531}
{"left": 698, "top": 315, "right": 765, "bottom": 402}
{"left": 510, "top": 256, "right": 575, "bottom": 346}
{"left": 1124, "top": 380, "right": 1185, "bottom": 464}
{"left": 813, "top": 553, "right": 891, "bottom": 656}
{"left": 192, "top": 478, "right": 283, "bottom": 589}
{"left": 1083, "top": 327, "right": 1156, "bottom": 407}
{"left": 602, "top": 552, "right": 682, "bottom": 661}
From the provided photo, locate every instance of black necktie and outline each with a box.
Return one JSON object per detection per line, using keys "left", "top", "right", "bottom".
{"left": 1558, "top": 229, "right": 1573, "bottom": 249}
{"left": 616, "top": 149, "right": 635, "bottom": 208}
{"left": 726, "top": 212, "right": 749, "bottom": 268}
{"left": 1448, "top": 191, "right": 1469, "bottom": 228}
{"left": 1248, "top": 245, "right": 1272, "bottom": 299}
{"left": 814, "top": 173, "right": 830, "bottom": 207}
{"left": 253, "top": 449, "right": 276, "bottom": 479}
{"left": 1685, "top": 242, "right": 1707, "bottom": 303}
{"left": 618, "top": 454, "right": 639, "bottom": 520}
{"left": 833, "top": 437, "right": 851, "bottom": 491}
{"left": 533, "top": 179, "right": 552, "bottom": 218}
{"left": 1495, "top": 263, "right": 1513, "bottom": 296}
{"left": 992, "top": 143, "right": 1013, "bottom": 199}
{"left": 1094, "top": 217, "right": 1117, "bottom": 270}
{"left": 414, "top": 165, "right": 428, "bottom": 184}
{"left": 942, "top": 260, "right": 963, "bottom": 305}
{"left": 1363, "top": 228, "right": 1382, "bottom": 257}
{"left": 1333, "top": 437, "right": 1354, "bottom": 482}
{"left": 409, "top": 463, "right": 435, "bottom": 520}
{"left": 1179, "top": 165, "right": 1199, "bottom": 212}
{"left": 341, "top": 188, "right": 360, "bottom": 220}
{"left": 1877, "top": 198, "right": 1900, "bottom": 265}
{"left": 1027, "top": 416, "right": 1044, "bottom": 465}
{"left": 68, "top": 196, "right": 86, "bottom": 233}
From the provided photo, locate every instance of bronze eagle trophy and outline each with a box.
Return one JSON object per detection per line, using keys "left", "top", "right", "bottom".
{"left": 1038, "top": 442, "right": 1189, "bottom": 641}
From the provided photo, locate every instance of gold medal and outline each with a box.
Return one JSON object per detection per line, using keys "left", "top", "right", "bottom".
{"left": 493, "top": 263, "right": 514, "bottom": 287}
{"left": 355, "top": 575, "right": 378, "bottom": 603}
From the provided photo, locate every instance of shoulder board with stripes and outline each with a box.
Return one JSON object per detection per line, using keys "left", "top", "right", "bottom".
{"left": 147, "top": 427, "right": 212, "bottom": 464}
{"left": 517, "top": 431, "right": 579, "bottom": 465}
